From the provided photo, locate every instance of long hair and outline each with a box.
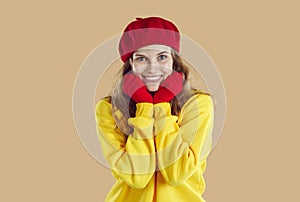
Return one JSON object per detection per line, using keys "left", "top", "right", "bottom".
{"left": 109, "top": 49, "right": 211, "bottom": 136}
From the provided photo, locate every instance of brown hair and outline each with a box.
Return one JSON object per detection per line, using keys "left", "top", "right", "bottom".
{"left": 108, "top": 49, "right": 211, "bottom": 135}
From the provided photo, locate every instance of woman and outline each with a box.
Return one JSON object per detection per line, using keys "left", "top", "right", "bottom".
{"left": 95, "top": 16, "right": 214, "bottom": 202}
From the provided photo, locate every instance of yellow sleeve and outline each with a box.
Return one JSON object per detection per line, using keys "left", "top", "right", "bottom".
{"left": 153, "top": 94, "right": 214, "bottom": 186}
{"left": 95, "top": 98, "right": 156, "bottom": 189}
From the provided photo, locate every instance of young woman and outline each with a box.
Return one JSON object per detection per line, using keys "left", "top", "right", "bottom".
{"left": 95, "top": 17, "right": 214, "bottom": 202}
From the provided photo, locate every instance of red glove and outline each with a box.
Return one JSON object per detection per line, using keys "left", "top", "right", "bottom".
{"left": 122, "top": 73, "right": 153, "bottom": 103}
{"left": 153, "top": 71, "right": 183, "bottom": 104}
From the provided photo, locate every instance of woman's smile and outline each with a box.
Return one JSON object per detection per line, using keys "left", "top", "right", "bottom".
{"left": 142, "top": 75, "right": 163, "bottom": 83}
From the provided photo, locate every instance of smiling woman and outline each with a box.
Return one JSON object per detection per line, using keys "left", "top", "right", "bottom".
{"left": 95, "top": 16, "right": 214, "bottom": 202}
{"left": 130, "top": 45, "right": 173, "bottom": 92}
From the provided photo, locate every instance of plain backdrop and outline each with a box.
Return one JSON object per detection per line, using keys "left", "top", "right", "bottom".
{"left": 1, "top": 0, "right": 299, "bottom": 201}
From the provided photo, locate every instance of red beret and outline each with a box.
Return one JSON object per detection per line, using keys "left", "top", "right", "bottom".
{"left": 118, "top": 17, "right": 180, "bottom": 63}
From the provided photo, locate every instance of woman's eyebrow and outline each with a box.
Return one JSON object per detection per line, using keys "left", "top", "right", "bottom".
{"left": 157, "top": 51, "right": 171, "bottom": 55}
{"left": 134, "top": 51, "right": 171, "bottom": 57}
{"left": 133, "top": 53, "right": 147, "bottom": 57}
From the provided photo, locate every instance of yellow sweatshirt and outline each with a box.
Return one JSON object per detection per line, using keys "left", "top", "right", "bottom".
{"left": 95, "top": 92, "right": 214, "bottom": 202}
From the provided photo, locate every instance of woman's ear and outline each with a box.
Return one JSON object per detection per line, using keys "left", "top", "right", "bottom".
{"left": 129, "top": 57, "right": 133, "bottom": 67}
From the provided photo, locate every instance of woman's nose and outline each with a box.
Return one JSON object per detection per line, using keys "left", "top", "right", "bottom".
{"left": 147, "top": 61, "right": 159, "bottom": 73}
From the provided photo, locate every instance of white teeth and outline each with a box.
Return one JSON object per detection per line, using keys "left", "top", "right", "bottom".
{"left": 143, "top": 76, "right": 162, "bottom": 82}
{"left": 146, "top": 76, "right": 160, "bottom": 80}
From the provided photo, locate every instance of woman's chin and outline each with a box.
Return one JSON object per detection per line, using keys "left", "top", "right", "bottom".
{"left": 146, "top": 83, "right": 159, "bottom": 92}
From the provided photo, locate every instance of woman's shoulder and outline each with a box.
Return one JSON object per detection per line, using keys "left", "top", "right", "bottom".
{"left": 188, "top": 89, "right": 212, "bottom": 102}
{"left": 95, "top": 96, "right": 112, "bottom": 113}
{"left": 181, "top": 90, "right": 214, "bottom": 112}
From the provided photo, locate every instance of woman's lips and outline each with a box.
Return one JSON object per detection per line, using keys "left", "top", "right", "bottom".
{"left": 142, "top": 75, "right": 163, "bottom": 83}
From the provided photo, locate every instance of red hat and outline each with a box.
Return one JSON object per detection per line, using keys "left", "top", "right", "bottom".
{"left": 118, "top": 17, "right": 180, "bottom": 63}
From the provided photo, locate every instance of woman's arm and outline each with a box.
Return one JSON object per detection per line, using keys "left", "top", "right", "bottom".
{"left": 154, "top": 93, "right": 214, "bottom": 186}
{"left": 95, "top": 98, "right": 156, "bottom": 189}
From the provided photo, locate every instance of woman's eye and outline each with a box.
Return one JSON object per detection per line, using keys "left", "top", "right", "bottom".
{"left": 135, "top": 57, "right": 146, "bottom": 62}
{"left": 158, "top": 55, "right": 167, "bottom": 60}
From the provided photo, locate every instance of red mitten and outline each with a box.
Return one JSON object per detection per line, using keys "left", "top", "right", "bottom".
{"left": 153, "top": 71, "right": 183, "bottom": 104}
{"left": 122, "top": 73, "right": 153, "bottom": 103}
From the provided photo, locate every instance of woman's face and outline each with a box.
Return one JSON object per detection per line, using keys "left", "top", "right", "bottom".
{"left": 129, "top": 44, "right": 173, "bottom": 92}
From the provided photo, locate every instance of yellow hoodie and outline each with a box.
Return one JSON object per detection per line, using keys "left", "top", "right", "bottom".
{"left": 95, "top": 92, "right": 214, "bottom": 202}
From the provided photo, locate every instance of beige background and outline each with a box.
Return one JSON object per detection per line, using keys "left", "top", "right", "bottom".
{"left": 1, "top": 0, "right": 299, "bottom": 201}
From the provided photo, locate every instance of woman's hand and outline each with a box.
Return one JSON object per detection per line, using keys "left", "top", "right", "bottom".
{"left": 153, "top": 71, "right": 183, "bottom": 104}
{"left": 122, "top": 73, "right": 153, "bottom": 103}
